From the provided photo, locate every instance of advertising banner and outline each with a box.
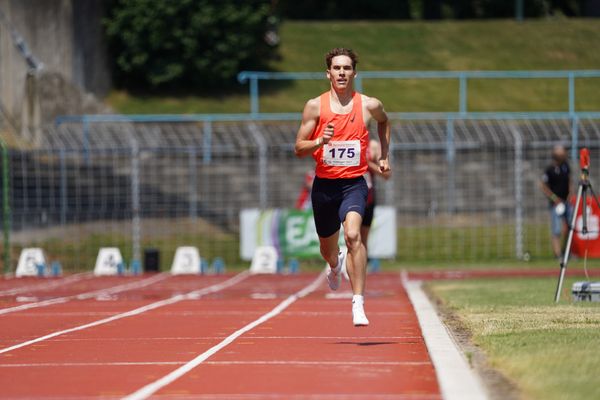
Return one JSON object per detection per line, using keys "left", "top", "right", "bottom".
{"left": 240, "top": 207, "right": 396, "bottom": 260}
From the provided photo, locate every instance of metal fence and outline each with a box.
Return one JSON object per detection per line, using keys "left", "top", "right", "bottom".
{"left": 3, "top": 112, "right": 600, "bottom": 272}
{"left": 237, "top": 70, "right": 600, "bottom": 115}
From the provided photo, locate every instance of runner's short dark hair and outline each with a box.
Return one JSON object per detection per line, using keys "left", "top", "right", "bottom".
{"left": 325, "top": 48, "right": 358, "bottom": 70}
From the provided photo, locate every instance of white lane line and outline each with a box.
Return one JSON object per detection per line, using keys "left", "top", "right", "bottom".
{"left": 0, "top": 360, "right": 429, "bottom": 368}
{"left": 123, "top": 272, "right": 325, "bottom": 400}
{"left": 0, "top": 361, "right": 185, "bottom": 367}
{"left": 0, "top": 272, "right": 92, "bottom": 296}
{"left": 4, "top": 310, "right": 409, "bottom": 317}
{"left": 402, "top": 274, "right": 488, "bottom": 400}
{"left": 0, "top": 273, "right": 170, "bottom": 316}
{"left": 151, "top": 394, "right": 439, "bottom": 400}
{"left": 42, "top": 335, "right": 420, "bottom": 342}
{"left": 0, "top": 272, "right": 249, "bottom": 355}
{"left": 205, "top": 361, "right": 430, "bottom": 366}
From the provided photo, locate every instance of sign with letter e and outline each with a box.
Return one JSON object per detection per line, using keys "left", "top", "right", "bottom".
{"left": 16, "top": 248, "right": 46, "bottom": 277}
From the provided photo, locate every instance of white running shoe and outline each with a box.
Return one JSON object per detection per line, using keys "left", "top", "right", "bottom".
{"left": 352, "top": 302, "right": 370, "bottom": 327}
{"left": 340, "top": 248, "right": 350, "bottom": 281}
{"left": 326, "top": 250, "right": 346, "bottom": 291}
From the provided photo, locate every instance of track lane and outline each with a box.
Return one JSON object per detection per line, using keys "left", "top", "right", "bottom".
{"left": 0, "top": 274, "right": 228, "bottom": 348}
{"left": 155, "top": 273, "right": 441, "bottom": 399}
{"left": 0, "top": 273, "right": 93, "bottom": 296}
{"left": 0, "top": 273, "right": 315, "bottom": 398}
{"left": 0, "top": 274, "right": 170, "bottom": 313}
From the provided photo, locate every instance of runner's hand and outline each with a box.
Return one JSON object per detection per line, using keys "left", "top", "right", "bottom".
{"left": 323, "top": 124, "right": 334, "bottom": 144}
{"left": 379, "top": 158, "right": 390, "bottom": 173}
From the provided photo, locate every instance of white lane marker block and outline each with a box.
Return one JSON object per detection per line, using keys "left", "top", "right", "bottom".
{"left": 93, "top": 248, "right": 123, "bottom": 276}
{"left": 402, "top": 274, "right": 489, "bottom": 400}
{"left": 171, "top": 246, "right": 201, "bottom": 275}
{"left": 16, "top": 248, "right": 46, "bottom": 277}
{"left": 249, "top": 246, "right": 278, "bottom": 274}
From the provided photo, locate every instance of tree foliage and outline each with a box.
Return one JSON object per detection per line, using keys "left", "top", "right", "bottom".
{"left": 104, "top": 0, "right": 276, "bottom": 90}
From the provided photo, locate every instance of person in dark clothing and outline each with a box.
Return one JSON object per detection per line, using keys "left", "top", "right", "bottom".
{"left": 540, "top": 145, "right": 572, "bottom": 258}
{"left": 361, "top": 139, "right": 391, "bottom": 249}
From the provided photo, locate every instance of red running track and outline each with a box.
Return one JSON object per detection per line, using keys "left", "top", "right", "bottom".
{"left": 0, "top": 272, "right": 440, "bottom": 399}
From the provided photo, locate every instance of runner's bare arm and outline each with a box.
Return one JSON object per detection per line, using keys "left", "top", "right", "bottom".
{"left": 294, "top": 98, "right": 326, "bottom": 158}
{"left": 368, "top": 159, "right": 391, "bottom": 179}
{"left": 367, "top": 97, "right": 391, "bottom": 173}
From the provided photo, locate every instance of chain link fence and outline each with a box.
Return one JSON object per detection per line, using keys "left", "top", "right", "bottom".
{"left": 2, "top": 113, "right": 600, "bottom": 272}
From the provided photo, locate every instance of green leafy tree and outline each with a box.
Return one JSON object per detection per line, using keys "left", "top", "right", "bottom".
{"left": 104, "top": 0, "right": 276, "bottom": 90}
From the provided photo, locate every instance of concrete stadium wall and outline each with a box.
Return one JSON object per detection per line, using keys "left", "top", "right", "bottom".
{"left": 0, "top": 0, "right": 110, "bottom": 136}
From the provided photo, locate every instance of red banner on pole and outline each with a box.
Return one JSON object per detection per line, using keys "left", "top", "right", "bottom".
{"left": 571, "top": 196, "right": 600, "bottom": 257}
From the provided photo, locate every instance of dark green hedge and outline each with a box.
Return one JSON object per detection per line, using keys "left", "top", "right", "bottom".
{"left": 104, "top": 0, "right": 277, "bottom": 91}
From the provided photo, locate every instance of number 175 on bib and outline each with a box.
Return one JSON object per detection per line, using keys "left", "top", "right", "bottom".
{"left": 323, "top": 140, "right": 361, "bottom": 167}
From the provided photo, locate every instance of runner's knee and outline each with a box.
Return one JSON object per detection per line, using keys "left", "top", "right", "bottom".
{"left": 344, "top": 229, "right": 361, "bottom": 250}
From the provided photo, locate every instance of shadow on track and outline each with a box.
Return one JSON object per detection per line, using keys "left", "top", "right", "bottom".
{"left": 333, "top": 341, "right": 399, "bottom": 346}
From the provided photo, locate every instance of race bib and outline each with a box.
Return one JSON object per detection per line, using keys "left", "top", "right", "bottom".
{"left": 323, "top": 140, "right": 361, "bottom": 167}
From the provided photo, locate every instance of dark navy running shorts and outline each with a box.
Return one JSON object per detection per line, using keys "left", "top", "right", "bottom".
{"left": 311, "top": 176, "right": 368, "bottom": 238}
{"left": 362, "top": 202, "right": 375, "bottom": 227}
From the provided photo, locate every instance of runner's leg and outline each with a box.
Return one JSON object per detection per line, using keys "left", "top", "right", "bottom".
{"left": 319, "top": 230, "right": 340, "bottom": 268}
{"left": 360, "top": 226, "right": 370, "bottom": 253}
{"left": 344, "top": 211, "right": 367, "bottom": 296}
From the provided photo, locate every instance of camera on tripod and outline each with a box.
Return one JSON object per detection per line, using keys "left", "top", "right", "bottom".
{"left": 555, "top": 147, "right": 600, "bottom": 302}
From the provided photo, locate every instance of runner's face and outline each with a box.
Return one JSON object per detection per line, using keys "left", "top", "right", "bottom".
{"left": 327, "top": 55, "right": 356, "bottom": 91}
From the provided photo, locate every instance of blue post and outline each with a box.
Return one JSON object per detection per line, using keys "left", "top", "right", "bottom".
{"left": 568, "top": 72, "right": 575, "bottom": 116}
{"left": 369, "top": 258, "right": 381, "bottom": 273}
{"left": 117, "top": 261, "right": 126, "bottom": 275}
{"left": 446, "top": 118, "right": 456, "bottom": 214}
{"left": 287, "top": 258, "right": 299, "bottom": 274}
{"left": 276, "top": 259, "right": 285, "bottom": 274}
{"left": 212, "top": 257, "right": 225, "bottom": 274}
{"left": 250, "top": 77, "right": 260, "bottom": 116}
{"left": 51, "top": 261, "right": 62, "bottom": 277}
{"left": 83, "top": 117, "right": 90, "bottom": 165}
{"left": 200, "top": 258, "right": 209, "bottom": 274}
{"left": 36, "top": 263, "right": 46, "bottom": 277}
{"left": 202, "top": 120, "right": 212, "bottom": 165}
{"left": 188, "top": 146, "right": 197, "bottom": 219}
{"left": 516, "top": 0, "right": 524, "bottom": 21}
{"left": 355, "top": 76, "right": 363, "bottom": 93}
{"left": 59, "top": 149, "right": 67, "bottom": 225}
{"left": 459, "top": 74, "right": 468, "bottom": 114}
{"left": 130, "top": 259, "right": 141, "bottom": 275}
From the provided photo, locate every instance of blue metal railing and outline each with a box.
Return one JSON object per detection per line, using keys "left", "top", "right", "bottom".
{"left": 56, "top": 111, "right": 600, "bottom": 169}
{"left": 237, "top": 70, "right": 600, "bottom": 116}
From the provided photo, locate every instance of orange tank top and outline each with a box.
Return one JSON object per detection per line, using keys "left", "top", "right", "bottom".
{"left": 311, "top": 91, "right": 369, "bottom": 179}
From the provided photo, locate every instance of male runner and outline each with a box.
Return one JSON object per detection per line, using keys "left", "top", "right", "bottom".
{"left": 294, "top": 48, "right": 391, "bottom": 326}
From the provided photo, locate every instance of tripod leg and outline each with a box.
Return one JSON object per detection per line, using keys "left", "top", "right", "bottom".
{"left": 555, "top": 183, "right": 584, "bottom": 302}
{"left": 587, "top": 183, "right": 600, "bottom": 210}
{"left": 582, "top": 185, "right": 588, "bottom": 234}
